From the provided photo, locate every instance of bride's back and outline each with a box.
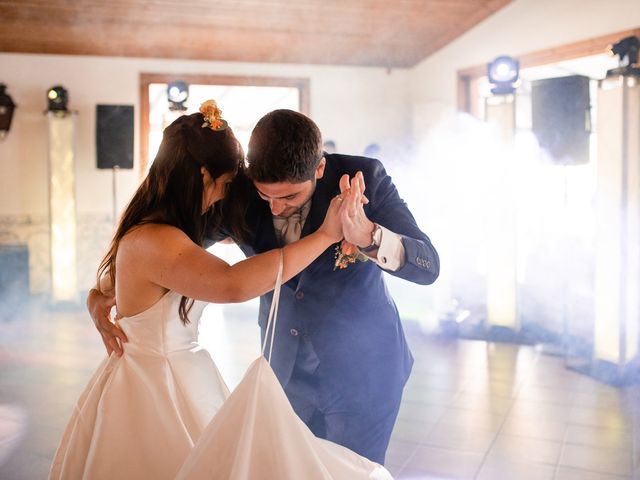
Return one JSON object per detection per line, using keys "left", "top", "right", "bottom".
{"left": 114, "top": 223, "right": 181, "bottom": 318}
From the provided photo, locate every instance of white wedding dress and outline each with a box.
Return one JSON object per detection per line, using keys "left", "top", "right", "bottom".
{"left": 49, "top": 292, "right": 229, "bottom": 479}
{"left": 50, "top": 286, "right": 392, "bottom": 479}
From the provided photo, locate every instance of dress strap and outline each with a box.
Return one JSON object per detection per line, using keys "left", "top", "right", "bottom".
{"left": 261, "top": 249, "right": 284, "bottom": 364}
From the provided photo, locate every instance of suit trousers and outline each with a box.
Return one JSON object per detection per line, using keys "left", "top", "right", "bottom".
{"left": 284, "top": 339, "right": 402, "bottom": 465}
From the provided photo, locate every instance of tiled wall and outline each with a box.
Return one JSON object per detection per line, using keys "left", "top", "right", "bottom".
{"left": 0, "top": 214, "right": 114, "bottom": 295}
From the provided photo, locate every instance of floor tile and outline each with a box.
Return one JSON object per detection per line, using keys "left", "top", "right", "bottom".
{"left": 385, "top": 439, "right": 418, "bottom": 468}
{"left": 508, "top": 399, "right": 572, "bottom": 423}
{"left": 554, "top": 465, "right": 631, "bottom": 480}
{"left": 403, "top": 444, "right": 484, "bottom": 478}
{"left": 394, "top": 467, "right": 474, "bottom": 480}
{"left": 568, "top": 405, "right": 629, "bottom": 430}
{"left": 397, "top": 465, "right": 473, "bottom": 479}
{"left": 451, "top": 391, "right": 514, "bottom": 415}
{"left": 401, "top": 386, "right": 459, "bottom": 407}
{"left": 488, "top": 433, "right": 563, "bottom": 465}
{"left": 501, "top": 415, "right": 568, "bottom": 442}
{"left": 397, "top": 401, "right": 447, "bottom": 424}
{"left": 517, "top": 385, "right": 578, "bottom": 406}
{"left": 384, "top": 462, "right": 405, "bottom": 477}
{"left": 0, "top": 408, "right": 27, "bottom": 465}
{"left": 436, "top": 406, "right": 505, "bottom": 433}
{"left": 564, "top": 424, "right": 633, "bottom": 450}
{"left": 0, "top": 450, "right": 52, "bottom": 480}
{"left": 559, "top": 443, "right": 633, "bottom": 477}
{"left": 423, "top": 423, "right": 497, "bottom": 454}
{"left": 390, "top": 419, "right": 434, "bottom": 444}
{"left": 475, "top": 452, "right": 556, "bottom": 480}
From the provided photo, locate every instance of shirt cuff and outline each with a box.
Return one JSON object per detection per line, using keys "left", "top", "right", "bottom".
{"left": 369, "top": 225, "right": 405, "bottom": 271}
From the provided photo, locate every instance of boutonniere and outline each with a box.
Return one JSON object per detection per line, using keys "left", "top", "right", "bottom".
{"left": 200, "top": 99, "right": 228, "bottom": 131}
{"left": 334, "top": 240, "right": 368, "bottom": 270}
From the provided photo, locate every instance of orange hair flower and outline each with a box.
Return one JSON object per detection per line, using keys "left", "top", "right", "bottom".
{"left": 200, "top": 100, "right": 228, "bottom": 131}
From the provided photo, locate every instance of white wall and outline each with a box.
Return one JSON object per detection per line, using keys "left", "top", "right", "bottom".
{"left": 0, "top": 53, "right": 411, "bottom": 218}
{"left": 0, "top": 53, "right": 410, "bottom": 293}
{"left": 410, "top": 0, "right": 640, "bottom": 133}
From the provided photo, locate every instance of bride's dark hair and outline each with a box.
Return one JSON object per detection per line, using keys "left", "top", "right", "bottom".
{"left": 97, "top": 112, "right": 246, "bottom": 324}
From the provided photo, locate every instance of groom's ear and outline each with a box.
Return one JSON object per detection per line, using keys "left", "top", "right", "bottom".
{"left": 315, "top": 157, "right": 326, "bottom": 179}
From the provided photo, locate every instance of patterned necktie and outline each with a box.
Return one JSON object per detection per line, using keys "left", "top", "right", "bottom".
{"left": 273, "top": 202, "right": 311, "bottom": 245}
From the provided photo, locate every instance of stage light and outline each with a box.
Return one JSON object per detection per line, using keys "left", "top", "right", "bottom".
{"left": 167, "top": 81, "right": 189, "bottom": 111}
{"left": 0, "top": 84, "right": 16, "bottom": 140}
{"left": 607, "top": 35, "right": 640, "bottom": 78}
{"left": 487, "top": 56, "right": 519, "bottom": 95}
{"left": 47, "top": 85, "right": 69, "bottom": 112}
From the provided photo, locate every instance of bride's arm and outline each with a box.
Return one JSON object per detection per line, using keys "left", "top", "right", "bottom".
{"left": 140, "top": 224, "right": 335, "bottom": 303}
{"left": 133, "top": 194, "right": 344, "bottom": 303}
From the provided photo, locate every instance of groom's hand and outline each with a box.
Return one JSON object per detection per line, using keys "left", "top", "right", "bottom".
{"left": 87, "top": 288, "right": 128, "bottom": 356}
{"left": 339, "top": 172, "right": 376, "bottom": 248}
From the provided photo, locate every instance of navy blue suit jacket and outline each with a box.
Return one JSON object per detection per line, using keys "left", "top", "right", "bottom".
{"left": 211, "top": 153, "right": 439, "bottom": 410}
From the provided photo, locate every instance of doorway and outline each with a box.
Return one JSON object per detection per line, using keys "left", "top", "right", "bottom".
{"left": 140, "top": 73, "right": 310, "bottom": 174}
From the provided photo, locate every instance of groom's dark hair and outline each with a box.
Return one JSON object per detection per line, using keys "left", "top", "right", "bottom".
{"left": 247, "top": 109, "right": 323, "bottom": 183}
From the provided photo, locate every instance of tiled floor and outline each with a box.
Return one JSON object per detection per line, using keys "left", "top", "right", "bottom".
{"left": 0, "top": 300, "right": 638, "bottom": 479}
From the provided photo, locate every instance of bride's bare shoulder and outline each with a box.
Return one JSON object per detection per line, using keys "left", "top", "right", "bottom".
{"left": 119, "top": 224, "right": 191, "bottom": 255}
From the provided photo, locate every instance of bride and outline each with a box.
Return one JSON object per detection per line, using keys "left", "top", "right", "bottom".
{"left": 49, "top": 102, "right": 391, "bottom": 479}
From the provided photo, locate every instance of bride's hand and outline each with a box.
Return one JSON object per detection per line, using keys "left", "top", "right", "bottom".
{"left": 317, "top": 195, "right": 344, "bottom": 244}
{"left": 87, "top": 288, "right": 127, "bottom": 356}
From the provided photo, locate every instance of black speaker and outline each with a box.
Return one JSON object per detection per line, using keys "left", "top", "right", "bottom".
{"left": 96, "top": 105, "right": 134, "bottom": 169}
{"left": 532, "top": 75, "right": 591, "bottom": 165}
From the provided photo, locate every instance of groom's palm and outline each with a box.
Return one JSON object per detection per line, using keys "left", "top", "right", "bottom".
{"left": 339, "top": 173, "right": 374, "bottom": 247}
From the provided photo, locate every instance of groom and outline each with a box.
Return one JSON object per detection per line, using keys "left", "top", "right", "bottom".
{"left": 91, "top": 109, "right": 439, "bottom": 464}
{"left": 217, "top": 109, "right": 438, "bottom": 463}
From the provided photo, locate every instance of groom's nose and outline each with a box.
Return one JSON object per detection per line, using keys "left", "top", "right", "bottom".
{"left": 269, "top": 198, "right": 286, "bottom": 216}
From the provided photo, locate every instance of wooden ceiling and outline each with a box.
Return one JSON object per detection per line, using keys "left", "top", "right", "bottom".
{"left": 0, "top": 0, "right": 513, "bottom": 68}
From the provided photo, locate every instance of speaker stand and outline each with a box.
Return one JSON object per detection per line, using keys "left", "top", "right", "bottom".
{"left": 541, "top": 163, "right": 571, "bottom": 357}
{"left": 112, "top": 165, "right": 120, "bottom": 225}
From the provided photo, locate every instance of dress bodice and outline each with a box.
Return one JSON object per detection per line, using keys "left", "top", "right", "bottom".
{"left": 116, "top": 291, "right": 208, "bottom": 356}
